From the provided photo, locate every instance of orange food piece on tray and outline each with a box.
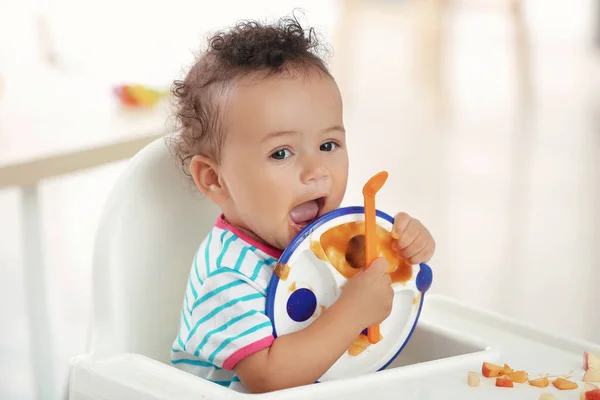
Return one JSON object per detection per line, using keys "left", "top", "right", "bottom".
{"left": 529, "top": 377, "right": 550, "bottom": 388}
{"left": 553, "top": 377, "right": 579, "bottom": 390}
{"left": 496, "top": 377, "right": 514, "bottom": 388}
{"left": 509, "top": 370, "right": 529, "bottom": 383}
{"left": 476, "top": 360, "right": 589, "bottom": 392}
{"left": 482, "top": 362, "right": 505, "bottom": 378}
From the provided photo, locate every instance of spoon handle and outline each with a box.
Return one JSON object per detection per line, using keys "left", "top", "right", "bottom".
{"left": 362, "top": 171, "right": 388, "bottom": 344}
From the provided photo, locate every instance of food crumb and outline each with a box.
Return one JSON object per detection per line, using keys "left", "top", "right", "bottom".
{"left": 413, "top": 293, "right": 421, "bottom": 305}
{"left": 348, "top": 334, "right": 371, "bottom": 356}
{"left": 288, "top": 281, "right": 297, "bottom": 293}
{"left": 539, "top": 393, "right": 557, "bottom": 400}
{"left": 467, "top": 372, "right": 480, "bottom": 387}
{"left": 274, "top": 263, "right": 291, "bottom": 281}
{"left": 312, "top": 304, "right": 327, "bottom": 319}
{"left": 529, "top": 377, "right": 550, "bottom": 388}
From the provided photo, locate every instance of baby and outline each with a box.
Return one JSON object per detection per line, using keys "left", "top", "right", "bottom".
{"left": 169, "top": 16, "right": 435, "bottom": 393}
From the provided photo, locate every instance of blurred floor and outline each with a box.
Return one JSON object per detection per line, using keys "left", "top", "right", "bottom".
{"left": 1, "top": 0, "right": 599, "bottom": 399}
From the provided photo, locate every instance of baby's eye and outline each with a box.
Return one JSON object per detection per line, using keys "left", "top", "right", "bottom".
{"left": 320, "top": 141, "right": 338, "bottom": 152}
{"left": 270, "top": 148, "right": 292, "bottom": 160}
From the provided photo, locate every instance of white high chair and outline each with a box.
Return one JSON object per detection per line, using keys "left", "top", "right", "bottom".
{"left": 85, "top": 136, "right": 220, "bottom": 364}
{"left": 68, "top": 137, "right": 228, "bottom": 399}
{"left": 69, "top": 137, "right": 600, "bottom": 400}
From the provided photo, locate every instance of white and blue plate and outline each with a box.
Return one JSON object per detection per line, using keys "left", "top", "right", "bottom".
{"left": 265, "top": 206, "right": 433, "bottom": 382}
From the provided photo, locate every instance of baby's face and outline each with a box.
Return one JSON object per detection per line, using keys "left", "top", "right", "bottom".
{"left": 218, "top": 70, "right": 348, "bottom": 250}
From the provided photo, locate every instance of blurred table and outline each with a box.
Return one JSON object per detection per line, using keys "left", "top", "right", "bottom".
{"left": 0, "top": 66, "right": 170, "bottom": 400}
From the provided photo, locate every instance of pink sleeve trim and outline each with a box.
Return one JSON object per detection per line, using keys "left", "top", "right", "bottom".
{"left": 222, "top": 335, "right": 274, "bottom": 370}
{"left": 215, "top": 215, "right": 283, "bottom": 259}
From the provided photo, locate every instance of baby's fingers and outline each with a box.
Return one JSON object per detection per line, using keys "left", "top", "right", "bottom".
{"left": 391, "top": 212, "right": 411, "bottom": 240}
{"left": 395, "top": 218, "right": 422, "bottom": 250}
{"left": 402, "top": 237, "right": 430, "bottom": 263}
{"left": 409, "top": 239, "right": 435, "bottom": 264}
{"left": 367, "top": 257, "right": 390, "bottom": 274}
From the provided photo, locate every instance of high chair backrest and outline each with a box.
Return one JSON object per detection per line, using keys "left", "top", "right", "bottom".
{"left": 89, "top": 137, "right": 220, "bottom": 363}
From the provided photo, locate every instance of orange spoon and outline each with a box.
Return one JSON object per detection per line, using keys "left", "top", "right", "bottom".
{"left": 362, "top": 170, "right": 388, "bottom": 344}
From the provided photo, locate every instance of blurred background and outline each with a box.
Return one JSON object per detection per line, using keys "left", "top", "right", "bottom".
{"left": 0, "top": 0, "right": 599, "bottom": 399}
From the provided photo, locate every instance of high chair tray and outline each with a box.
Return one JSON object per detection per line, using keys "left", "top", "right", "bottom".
{"left": 70, "top": 294, "right": 600, "bottom": 400}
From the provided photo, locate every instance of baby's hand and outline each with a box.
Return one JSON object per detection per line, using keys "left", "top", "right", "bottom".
{"left": 391, "top": 212, "right": 435, "bottom": 265}
{"left": 340, "top": 258, "right": 393, "bottom": 329}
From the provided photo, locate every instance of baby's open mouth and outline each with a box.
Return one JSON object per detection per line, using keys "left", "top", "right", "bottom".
{"left": 289, "top": 197, "right": 326, "bottom": 233}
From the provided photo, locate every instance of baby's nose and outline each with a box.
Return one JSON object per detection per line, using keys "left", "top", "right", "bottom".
{"left": 300, "top": 157, "right": 329, "bottom": 184}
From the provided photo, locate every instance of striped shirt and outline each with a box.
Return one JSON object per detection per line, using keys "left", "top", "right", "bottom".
{"left": 171, "top": 215, "right": 282, "bottom": 391}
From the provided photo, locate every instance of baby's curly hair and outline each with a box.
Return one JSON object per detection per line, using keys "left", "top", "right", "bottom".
{"left": 169, "top": 15, "right": 331, "bottom": 173}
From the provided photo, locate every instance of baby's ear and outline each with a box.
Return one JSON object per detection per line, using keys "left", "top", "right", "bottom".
{"left": 189, "top": 155, "right": 229, "bottom": 204}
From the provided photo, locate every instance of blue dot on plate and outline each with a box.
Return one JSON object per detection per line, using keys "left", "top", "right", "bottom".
{"left": 287, "top": 288, "right": 317, "bottom": 322}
